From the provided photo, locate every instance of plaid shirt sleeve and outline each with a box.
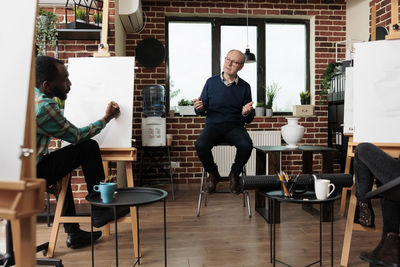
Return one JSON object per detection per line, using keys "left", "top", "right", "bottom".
{"left": 36, "top": 101, "right": 106, "bottom": 145}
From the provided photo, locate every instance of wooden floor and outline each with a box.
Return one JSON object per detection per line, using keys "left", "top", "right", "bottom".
{"left": 36, "top": 184, "right": 383, "bottom": 266}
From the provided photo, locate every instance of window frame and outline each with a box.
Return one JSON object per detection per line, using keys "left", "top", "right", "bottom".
{"left": 165, "top": 16, "right": 310, "bottom": 115}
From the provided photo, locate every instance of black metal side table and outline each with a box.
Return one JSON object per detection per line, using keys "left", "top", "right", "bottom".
{"left": 265, "top": 191, "right": 341, "bottom": 267}
{"left": 86, "top": 187, "right": 168, "bottom": 267}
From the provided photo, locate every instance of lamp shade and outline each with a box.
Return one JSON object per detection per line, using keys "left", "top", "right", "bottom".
{"left": 244, "top": 48, "right": 256, "bottom": 63}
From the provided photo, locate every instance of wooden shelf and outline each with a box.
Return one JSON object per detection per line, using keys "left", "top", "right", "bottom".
{"left": 57, "top": 28, "right": 101, "bottom": 40}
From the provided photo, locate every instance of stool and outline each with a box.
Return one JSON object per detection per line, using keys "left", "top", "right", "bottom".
{"left": 197, "top": 166, "right": 251, "bottom": 217}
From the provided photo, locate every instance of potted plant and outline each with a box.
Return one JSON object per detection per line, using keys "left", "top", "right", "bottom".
{"left": 265, "top": 82, "right": 280, "bottom": 117}
{"left": 93, "top": 11, "right": 102, "bottom": 26}
{"left": 36, "top": 9, "right": 59, "bottom": 56}
{"left": 255, "top": 102, "right": 265, "bottom": 116}
{"left": 75, "top": 8, "right": 87, "bottom": 23}
{"left": 320, "top": 62, "right": 341, "bottom": 104}
{"left": 299, "top": 90, "right": 310, "bottom": 105}
{"left": 177, "top": 98, "right": 196, "bottom": 116}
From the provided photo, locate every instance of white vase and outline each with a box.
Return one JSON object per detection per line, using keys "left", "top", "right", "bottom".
{"left": 255, "top": 107, "right": 265, "bottom": 116}
{"left": 281, "top": 117, "right": 304, "bottom": 148}
{"left": 265, "top": 108, "right": 273, "bottom": 117}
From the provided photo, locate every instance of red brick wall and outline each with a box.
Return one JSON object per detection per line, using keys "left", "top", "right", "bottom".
{"left": 128, "top": 0, "right": 347, "bottom": 183}
{"left": 370, "top": 0, "right": 399, "bottom": 29}
{"left": 44, "top": 0, "right": 353, "bottom": 202}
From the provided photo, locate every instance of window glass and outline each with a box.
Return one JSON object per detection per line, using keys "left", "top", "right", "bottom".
{"left": 168, "top": 22, "right": 212, "bottom": 111}
{"left": 266, "top": 24, "right": 306, "bottom": 112}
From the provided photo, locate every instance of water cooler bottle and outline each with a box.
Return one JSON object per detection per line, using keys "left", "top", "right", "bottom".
{"left": 141, "top": 85, "right": 166, "bottom": 146}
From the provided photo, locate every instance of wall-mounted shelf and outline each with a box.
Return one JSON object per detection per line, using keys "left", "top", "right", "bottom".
{"left": 57, "top": 28, "right": 101, "bottom": 40}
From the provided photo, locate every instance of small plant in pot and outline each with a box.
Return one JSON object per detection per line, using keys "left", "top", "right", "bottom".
{"left": 255, "top": 102, "right": 266, "bottom": 116}
{"left": 75, "top": 8, "right": 87, "bottom": 23}
{"left": 299, "top": 90, "right": 310, "bottom": 105}
{"left": 265, "top": 82, "right": 280, "bottom": 117}
{"left": 93, "top": 11, "right": 102, "bottom": 26}
{"left": 177, "top": 98, "right": 196, "bottom": 116}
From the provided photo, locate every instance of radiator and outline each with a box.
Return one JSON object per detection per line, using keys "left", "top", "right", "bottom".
{"left": 211, "top": 130, "right": 281, "bottom": 176}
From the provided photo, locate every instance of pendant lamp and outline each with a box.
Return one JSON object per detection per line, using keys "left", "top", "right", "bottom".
{"left": 244, "top": 0, "right": 256, "bottom": 63}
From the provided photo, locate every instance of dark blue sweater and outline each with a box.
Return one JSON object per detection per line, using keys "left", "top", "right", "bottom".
{"left": 195, "top": 74, "right": 255, "bottom": 126}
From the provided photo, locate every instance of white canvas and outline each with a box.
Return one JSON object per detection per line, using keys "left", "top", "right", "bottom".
{"left": 343, "top": 67, "right": 354, "bottom": 134}
{"left": 64, "top": 57, "right": 135, "bottom": 148}
{"left": 0, "top": 1, "right": 37, "bottom": 181}
{"left": 353, "top": 40, "right": 400, "bottom": 143}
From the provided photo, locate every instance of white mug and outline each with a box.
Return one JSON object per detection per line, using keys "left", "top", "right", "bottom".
{"left": 315, "top": 179, "right": 335, "bottom": 200}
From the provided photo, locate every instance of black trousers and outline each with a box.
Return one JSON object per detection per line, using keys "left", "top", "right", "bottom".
{"left": 37, "top": 139, "right": 105, "bottom": 233}
{"left": 355, "top": 142, "right": 400, "bottom": 234}
{"left": 195, "top": 123, "right": 253, "bottom": 176}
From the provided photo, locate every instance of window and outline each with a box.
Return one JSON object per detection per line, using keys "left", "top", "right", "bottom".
{"left": 166, "top": 18, "right": 309, "bottom": 114}
{"left": 168, "top": 22, "right": 212, "bottom": 111}
{"left": 266, "top": 24, "right": 307, "bottom": 112}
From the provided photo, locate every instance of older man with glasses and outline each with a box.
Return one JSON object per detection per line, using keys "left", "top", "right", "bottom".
{"left": 193, "top": 49, "right": 255, "bottom": 194}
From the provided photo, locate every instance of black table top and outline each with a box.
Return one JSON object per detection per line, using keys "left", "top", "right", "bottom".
{"left": 264, "top": 190, "right": 341, "bottom": 204}
{"left": 86, "top": 187, "right": 168, "bottom": 207}
{"left": 254, "top": 145, "right": 336, "bottom": 152}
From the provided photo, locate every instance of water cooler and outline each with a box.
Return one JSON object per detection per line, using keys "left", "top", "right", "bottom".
{"left": 141, "top": 85, "right": 166, "bottom": 146}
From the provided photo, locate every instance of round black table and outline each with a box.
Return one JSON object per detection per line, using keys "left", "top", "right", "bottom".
{"left": 265, "top": 190, "right": 341, "bottom": 267}
{"left": 86, "top": 187, "right": 168, "bottom": 267}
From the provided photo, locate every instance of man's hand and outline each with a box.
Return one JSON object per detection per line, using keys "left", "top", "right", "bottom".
{"left": 242, "top": 101, "right": 254, "bottom": 116}
{"left": 104, "top": 101, "right": 120, "bottom": 122}
{"left": 193, "top": 97, "right": 203, "bottom": 112}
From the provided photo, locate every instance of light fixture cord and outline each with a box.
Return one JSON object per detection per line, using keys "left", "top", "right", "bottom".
{"left": 246, "top": 0, "right": 249, "bottom": 48}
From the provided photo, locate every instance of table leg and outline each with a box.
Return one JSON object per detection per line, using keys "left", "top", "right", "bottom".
{"left": 137, "top": 207, "right": 140, "bottom": 265}
{"left": 91, "top": 205, "right": 94, "bottom": 267}
{"left": 164, "top": 199, "right": 167, "bottom": 267}
{"left": 273, "top": 199, "right": 276, "bottom": 267}
{"left": 331, "top": 202, "right": 334, "bottom": 267}
{"left": 320, "top": 203, "right": 322, "bottom": 266}
{"left": 114, "top": 206, "right": 118, "bottom": 267}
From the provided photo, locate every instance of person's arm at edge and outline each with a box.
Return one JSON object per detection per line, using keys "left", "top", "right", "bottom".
{"left": 195, "top": 80, "right": 209, "bottom": 116}
{"left": 243, "top": 85, "right": 255, "bottom": 124}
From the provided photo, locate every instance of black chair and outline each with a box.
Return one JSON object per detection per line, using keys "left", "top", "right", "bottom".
{"left": 0, "top": 220, "right": 63, "bottom": 267}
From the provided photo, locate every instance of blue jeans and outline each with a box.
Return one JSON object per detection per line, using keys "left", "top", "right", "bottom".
{"left": 355, "top": 143, "right": 400, "bottom": 233}
{"left": 195, "top": 123, "right": 253, "bottom": 176}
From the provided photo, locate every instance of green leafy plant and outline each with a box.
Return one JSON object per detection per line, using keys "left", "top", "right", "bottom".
{"left": 256, "top": 102, "right": 266, "bottom": 108}
{"left": 75, "top": 8, "right": 87, "bottom": 21}
{"left": 320, "top": 62, "right": 341, "bottom": 104}
{"left": 300, "top": 90, "right": 310, "bottom": 104}
{"left": 177, "top": 99, "right": 193, "bottom": 106}
{"left": 36, "top": 9, "right": 59, "bottom": 56}
{"left": 93, "top": 11, "right": 102, "bottom": 24}
{"left": 265, "top": 82, "right": 280, "bottom": 109}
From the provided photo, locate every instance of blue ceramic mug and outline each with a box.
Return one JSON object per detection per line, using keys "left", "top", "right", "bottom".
{"left": 93, "top": 182, "right": 116, "bottom": 203}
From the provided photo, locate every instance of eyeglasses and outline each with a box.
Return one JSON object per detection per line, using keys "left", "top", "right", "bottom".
{"left": 225, "top": 57, "right": 244, "bottom": 66}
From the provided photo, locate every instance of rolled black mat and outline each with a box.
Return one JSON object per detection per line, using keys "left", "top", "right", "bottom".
{"left": 240, "top": 173, "right": 353, "bottom": 190}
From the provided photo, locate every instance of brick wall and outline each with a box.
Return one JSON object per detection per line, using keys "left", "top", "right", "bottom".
{"left": 128, "top": 0, "right": 348, "bottom": 183}
{"left": 371, "top": 0, "right": 399, "bottom": 29}
{"left": 43, "top": 0, "right": 356, "bottom": 202}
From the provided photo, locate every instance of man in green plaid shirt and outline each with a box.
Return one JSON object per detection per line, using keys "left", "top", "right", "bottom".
{"left": 35, "top": 56, "right": 128, "bottom": 249}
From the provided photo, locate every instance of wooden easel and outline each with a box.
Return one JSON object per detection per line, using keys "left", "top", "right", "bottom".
{"left": 94, "top": 0, "right": 140, "bottom": 258}
{"left": 339, "top": 135, "right": 400, "bottom": 266}
{"left": 386, "top": 0, "right": 400, "bottom": 40}
{"left": 0, "top": 5, "right": 47, "bottom": 265}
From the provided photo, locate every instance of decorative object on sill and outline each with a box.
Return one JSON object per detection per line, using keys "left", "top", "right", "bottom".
{"left": 36, "top": 9, "right": 59, "bottom": 56}
{"left": 136, "top": 38, "right": 165, "bottom": 68}
{"left": 281, "top": 117, "right": 304, "bottom": 148}
{"left": 243, "top": 0, "right": 256, "bottom": 63}
{"left": 293, "top": 105, "right": 314, "bottom": 117}
{"left": 320, "top": 62, "right": 341, "bottom": 104}
{"left": 265, "top": 82, "right": 280, "bottom": 117}
{"left": 177, "top": 99, "right": 196, "bottom": 116}
{"left": 255, "top": 102, "right": 265, "bottom": 116}
{"left": 299, "top": 90, "right": 310, "bottom": 105}
{"left": 65, "top": 0, "right": 103, "bottom": 30}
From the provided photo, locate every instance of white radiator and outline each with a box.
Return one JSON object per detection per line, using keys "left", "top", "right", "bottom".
{"left": 211, "top": 131, "right": 281, "bottom": 176}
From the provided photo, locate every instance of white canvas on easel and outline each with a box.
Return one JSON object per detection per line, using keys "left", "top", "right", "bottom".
{"left": 0, "top": 1, "right": 37, "bottom": 181}
{"left": 353, "top": 40, "right": 400, "bottom": 143}
{"left": 63, "top": 57, "right": 135, "bottom": 148}
{"left": 343, "top": 67, "right": 354, "bottom": 134}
